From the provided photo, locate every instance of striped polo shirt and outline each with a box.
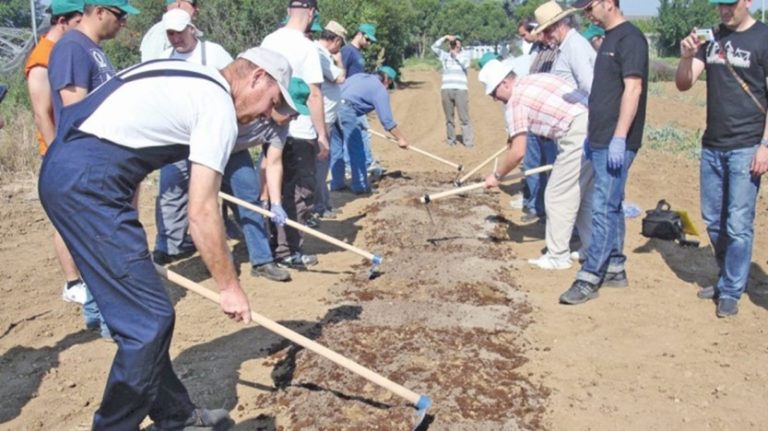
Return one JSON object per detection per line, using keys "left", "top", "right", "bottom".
{"left": 431, "top": 36, "right": 470, "bottom": 91}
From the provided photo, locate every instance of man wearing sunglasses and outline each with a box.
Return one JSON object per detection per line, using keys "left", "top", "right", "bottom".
{"left": 48, "top": 0, "right": 138, "bottom": 122}
{"left": 559, "top": 0, "right": 648, "bottom": 305}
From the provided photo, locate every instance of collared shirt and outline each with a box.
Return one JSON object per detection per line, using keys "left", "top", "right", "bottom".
{"left": 316, "top": 41, "right": 343, "bottom": 124}
{"left": 504, "top": 73, "right": 588, "bottom": 140}
{"left": 431, "top": 37, "right": 471, "bottom": 90}
{"left": 550, "top": 28, "right": 596, "bottom": 94}
{"left": 340, "top": 73, "right": 397, "bottom": 130}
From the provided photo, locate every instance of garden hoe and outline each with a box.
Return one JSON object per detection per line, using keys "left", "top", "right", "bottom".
{"left": 219, "top": 192, "right": 382, "bottom": 279}
{"left": 369, "top": 129, "right": 463, "bottom": 174}
{"left": 420, "top": 164, "right": 554, "bottom": 205}
{"left": 454, "top": 145, "right": 508, "bottom": 186}
{"left": 155, "top": 266, "right": 432, "bottom": 429}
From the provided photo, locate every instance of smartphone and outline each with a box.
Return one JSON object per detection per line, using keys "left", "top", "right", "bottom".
{"left": 696, "top": 28, "right": 715, "bottom": 43}
{"left": 0, "top": 84, "right": 7, "bottom": 104}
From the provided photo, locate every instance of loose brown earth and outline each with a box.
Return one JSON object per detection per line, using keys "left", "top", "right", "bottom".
{"left": 1, "top": 71, "right": 767, "bottom": 431}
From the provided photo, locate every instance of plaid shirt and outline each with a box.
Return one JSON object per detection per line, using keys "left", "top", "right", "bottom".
{"left": 505, "top": 73, "right": 588, "bottom": 141}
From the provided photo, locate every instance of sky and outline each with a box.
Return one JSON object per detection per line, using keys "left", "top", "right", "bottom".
{"left": 623, "top": 0, "right": 764, "bottom": 17}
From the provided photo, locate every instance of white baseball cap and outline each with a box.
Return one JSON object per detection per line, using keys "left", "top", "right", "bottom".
{"left": 162, "top": 8, "right": 193, "bottom": 32}
{"left": 478, "top": 56, "right": 531, "bottom": 95}
{"left": 237, "top": 47, "right": 297, "bottom": 114}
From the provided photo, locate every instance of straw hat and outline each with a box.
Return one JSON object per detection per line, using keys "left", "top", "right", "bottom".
{"left": 531, "top": 1, "right": 576, "bottom": 35}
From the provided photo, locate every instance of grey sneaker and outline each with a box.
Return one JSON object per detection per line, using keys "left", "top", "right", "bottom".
{"left": 602, "top": 271, "right": 628, "bottom": 288}
{"left": 697, "top": 285, "right": 716, "bottom": 300}
{"left": 559, "top": 280, "right": 599, "bottom": 305}
{"left": 278, "top": 252, "right": 318, "bottom": 269}
{"left": 716, "top": 297, "right": 738, "bottom": 318}
{"left": 149, "top": 408, "right": 233, "bottom": 430}
{"left": 251, "top": 263, "right": 291, "bottom": 282}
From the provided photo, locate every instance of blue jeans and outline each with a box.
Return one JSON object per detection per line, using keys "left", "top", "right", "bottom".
{"left": 340, "top": 115, "right": 374, "bottom": 169}
{"left": 331, "top": 103, "right": 370, "bottom": 192}
{"left": 523, "top": 134, "right": 557, "bottom": 215}
{"left": 84, "top": 287, "right": 110, "bottom": 338}
{"left": 222, "top": 150, "right": 273, "bottom": 266}
{"left": 577, "top": 148, "right": 637, "bottom": 285}
{"left": 700, "top": 146, "right": 760, "bottom": 300}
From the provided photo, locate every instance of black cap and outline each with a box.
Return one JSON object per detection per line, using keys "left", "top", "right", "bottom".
{"left": 288, "top": 0, "right": 317, "bottom": 9}
{"left": 572, "top": 0, "right": 594, "bottom": 8}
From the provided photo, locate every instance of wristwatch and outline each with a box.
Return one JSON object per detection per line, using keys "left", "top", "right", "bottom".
{"left": 761, "top": 138, "right": 768, "bottom": 148}
{"left": 493, "top": 171, "right": 503, "bottom": 181}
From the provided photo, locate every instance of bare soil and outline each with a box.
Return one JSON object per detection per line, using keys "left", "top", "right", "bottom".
{"left": 1, "top": 73, "right": 767, "bottom": 431}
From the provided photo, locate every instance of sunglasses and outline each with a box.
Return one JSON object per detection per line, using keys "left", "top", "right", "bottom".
{"left": 585, "top": 0, "right": 604, "bottom": 13}
{"left": 103, "top": 7, "right": 128, "bottom": 21}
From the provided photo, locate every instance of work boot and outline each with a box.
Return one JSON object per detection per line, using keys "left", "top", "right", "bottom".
{"left": 251, "top": 263, "right": 291, "bottom": 282}
{"left": 149, "top": 408, "right": 234, "bottom": 431}
{"left": 716, "top": 297, "right": 738, "bottom": 318}
{"left": 559, "top": 280, "right": 599, "bottom": 305}
{"left": 602, "top": 270, "right": 629, "bottom": 288}
{"left": 152, "top": 248, "right": 195, "bottom": 265}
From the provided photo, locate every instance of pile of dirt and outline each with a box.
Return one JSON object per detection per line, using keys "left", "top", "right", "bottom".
{"left": 256, "top": 172, "right": 548, "bottom": 430}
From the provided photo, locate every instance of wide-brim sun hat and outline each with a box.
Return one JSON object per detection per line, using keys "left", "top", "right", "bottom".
{"left": 531, "top": 1, "right": 576, "bottom": 35}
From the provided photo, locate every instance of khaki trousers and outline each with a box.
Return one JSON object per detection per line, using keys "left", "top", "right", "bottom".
{"left": 543, "top": 112, "right": 594, "bottom": 258}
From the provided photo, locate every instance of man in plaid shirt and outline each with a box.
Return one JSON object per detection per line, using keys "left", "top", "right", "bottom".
{"left": 480, "top": 57, "right": 593, "bottom": 273}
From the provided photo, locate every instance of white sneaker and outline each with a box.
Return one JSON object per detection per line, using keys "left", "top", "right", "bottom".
{"left": 570, "top": 251, "right": 581, "bottom": 262}
{"left": 528, "top": 253, "right": 573, "bottom": 270}
{"left": 509, "top": 197, "right": 524, "bottom": 210}
{"left": 62, "top": 280, "right": 87, "bottom": 305}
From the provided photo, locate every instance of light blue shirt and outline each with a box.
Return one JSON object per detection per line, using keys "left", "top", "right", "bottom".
{"left": 551, "top": 28, "right": 596, "bottom": 95}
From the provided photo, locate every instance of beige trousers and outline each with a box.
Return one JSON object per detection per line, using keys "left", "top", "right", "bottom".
{"left": 543, "top": 112, "right": 594, "bottom": 258}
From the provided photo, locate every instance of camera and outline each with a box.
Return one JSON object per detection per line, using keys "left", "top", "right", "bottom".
{"left": 696, "top": 28, "right": 715, "bottom": 43}
{"left": 0, "top": 84, "right": 7, "bottom": 104}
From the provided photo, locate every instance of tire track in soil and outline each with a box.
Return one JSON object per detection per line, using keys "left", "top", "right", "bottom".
{"left": 256, "top": 172, "right": 550, "bottom": 430}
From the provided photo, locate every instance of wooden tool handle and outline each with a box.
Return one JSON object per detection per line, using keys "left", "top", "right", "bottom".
{"left": 155, "top": 265, "right": 422, "bottom": 405}
{"left": 369, "top": 129, "right": 462, "bottom": 171}
{"left": 457, "top": 145, "right": 508, "bottom": 184}
{"left": 219, "top": 192, "right": 377, "bottom": 263}
{"left": 421, "top": 164, "right": 554, "bottom": 204}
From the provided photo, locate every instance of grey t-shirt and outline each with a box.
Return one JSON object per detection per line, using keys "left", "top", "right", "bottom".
{"left": 234, "top": 118, "right": 288, "bottom": 153}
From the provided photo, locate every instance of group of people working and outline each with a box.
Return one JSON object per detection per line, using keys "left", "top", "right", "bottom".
{"left": 19, "top": 0, "right": 768, "bottom": 428}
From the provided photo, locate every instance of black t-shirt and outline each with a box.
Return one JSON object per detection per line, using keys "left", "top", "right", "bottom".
{"left": 588, "top": 21, "right": 649, "bottom": 150}
{"left": 696, "top": 21, "right": 768, "bottom": 149}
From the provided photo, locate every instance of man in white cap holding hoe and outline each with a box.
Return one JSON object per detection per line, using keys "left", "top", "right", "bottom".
{"left": 479, "top": 57, "right": 593, "bottom": 275}
{"left": 38, "top": 47, "right": 298, "bottom": 430}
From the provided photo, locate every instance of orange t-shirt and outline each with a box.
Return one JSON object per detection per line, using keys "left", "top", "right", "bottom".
{"left": 24, "top": 36, "right": 55, "bottom": 156}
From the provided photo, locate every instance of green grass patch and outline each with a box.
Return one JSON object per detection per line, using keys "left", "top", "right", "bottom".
{"left": 644, "top": 125, "right": 702, "bottom": 160}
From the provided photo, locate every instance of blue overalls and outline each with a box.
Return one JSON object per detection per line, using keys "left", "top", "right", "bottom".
{"left": 38, "top": 65, "right": 227, "bottom": 430}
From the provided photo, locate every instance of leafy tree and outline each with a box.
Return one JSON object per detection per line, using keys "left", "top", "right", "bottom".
{"left": 0, "top": 0, "right": 44, "bottom": 28}
{"left": 655, "top": 0, "right": 718, "bottom": 57}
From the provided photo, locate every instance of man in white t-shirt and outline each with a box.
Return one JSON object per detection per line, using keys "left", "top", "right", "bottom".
{"left": 140, "top": 0, "right": 197, "bottom": 62}
{"left": 312, "top": 20, "right": 347, "bottom": 220}
{"left": 38, "top": 48, "right": 296, "bottom": 431}
{"left": 153, "top": 8, "right": 233, "bottom": 265}
{"left": 261, "top": 0, "right": 328, "bottom": 269}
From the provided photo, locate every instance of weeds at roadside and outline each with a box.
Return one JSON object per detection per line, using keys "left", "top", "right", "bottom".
{"left": 644, "top": 125, "right": 702, "bottom": 160}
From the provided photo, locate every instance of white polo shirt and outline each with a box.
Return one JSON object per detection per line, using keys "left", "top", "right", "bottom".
{"left": 78, "top": 61, "right": 238, "bottom": 174}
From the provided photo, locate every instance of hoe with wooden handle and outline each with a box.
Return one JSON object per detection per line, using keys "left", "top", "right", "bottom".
{"left": 155, "top": 265, "right": 432, "bottom": 428}
{"left": 454, "top": 145, "right": 508, "bottom": 186}
{"left": 219, "top": 192, "right": 383, "bottom": 279}
{"left": 420, "top": 164, "right": 554, "bottom": 204}
{"left": 369, "top": 129, "right": 463, "bottom": 173}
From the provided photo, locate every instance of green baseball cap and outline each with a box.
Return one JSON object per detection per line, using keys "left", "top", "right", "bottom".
{"left": 49, "top": 0, "right": 84, "bottom": 15}
{"left": 165, "top": 0, "right": 196, "bottom": 5}
{"left": 478, "top": 52, "right": 499, "bottom": 69}
{"left": 377, "top": 65, "right": 397, "bottom": 88}
{"left": 283, "top": 77, "right": 310, "bottom": 116}
{"left": 581, "top": 24, "right": 605, "bottom": 40}
{"left": 454, "top": 34, "right": 463, "bottom": 41}
{"left": 310, "top": 13, "right": 322, "bottom": 32}
{"left": 358, "top": 23, "right": 377, "bottom": 42}
{"left": 86, "top": 0, "right": 140, "bottom": 14}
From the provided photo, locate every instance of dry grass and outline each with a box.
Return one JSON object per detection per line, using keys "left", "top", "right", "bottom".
{"left": 0, "top": 110, "right": 40, "bottom": 181}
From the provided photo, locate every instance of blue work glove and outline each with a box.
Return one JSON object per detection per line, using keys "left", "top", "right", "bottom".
{"left": 583, "top": 136, "right": 592, "bottom": 161}
{"left": 607, "top": 137, "right": 626, "bottom": 170}
{"left": 270, "top": 202, "right": 287, "bottom": 226}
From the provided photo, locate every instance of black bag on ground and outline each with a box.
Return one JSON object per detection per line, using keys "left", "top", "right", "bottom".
{"left": 641, "top": 200, "right": 683, "bottom": 241}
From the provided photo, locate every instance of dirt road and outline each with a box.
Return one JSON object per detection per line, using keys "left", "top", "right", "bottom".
{"left": 1, "top": 70, "right": 767, "bottom": 430}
